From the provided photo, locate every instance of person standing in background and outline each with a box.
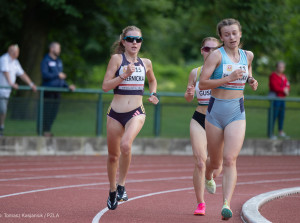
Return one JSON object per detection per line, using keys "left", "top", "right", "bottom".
{"left": 40, "top": 42, "right": 75, "bottom": 137}
{"left": 0, "top": 44, "right": 37, "bottom": 136}
{"left": 269, "top": 61, "right": 290, "bottom": 139}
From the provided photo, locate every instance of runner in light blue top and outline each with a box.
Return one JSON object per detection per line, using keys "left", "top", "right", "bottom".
{"left": 211, "top": 46, "right": 248, "bottom": 91}
{"left": 199, "top": 18, "right": 258, "bottom": 220}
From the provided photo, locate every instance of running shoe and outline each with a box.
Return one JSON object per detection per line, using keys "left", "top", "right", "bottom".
{"left": 194, "top": 202, "right": 205, "bottom": 215}
{"left": 205, "top": 177, "right": 216, "bottom": 194}
{"left": 221, "top": 200, "right": 232, "bottom": 220}
{"left": 117, "top": 185, "right": 128, "bottom": 201}
{"left": 107, "top": 190, "right": 118, "bottom": 210}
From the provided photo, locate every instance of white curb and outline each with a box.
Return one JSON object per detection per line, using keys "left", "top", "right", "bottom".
{"left": 241, "top": 187, "right": 300, "bottom": 223}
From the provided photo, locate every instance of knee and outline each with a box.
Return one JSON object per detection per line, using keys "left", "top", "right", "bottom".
{"left": 108, "top": 153, "right": 119, "bottom": 163}
{"left": 210, "top": 161, "right": 222, "bottom": 170}
{"left": 194, "top": 157, "right": 206, "bottom": 171}
{"left": 223, "top": 155, "right": 237, "bottom": 167}
{"left": 120, "top": 141, "right": 132, "bottom": 155}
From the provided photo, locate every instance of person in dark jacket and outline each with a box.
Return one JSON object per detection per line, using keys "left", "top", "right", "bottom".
{"left": 40, "top": 42, "right": 75, "bottom": 136}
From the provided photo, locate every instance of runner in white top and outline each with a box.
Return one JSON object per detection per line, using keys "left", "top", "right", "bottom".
{"left": 0, "top": 45, "right": 37, "bottom": 135}
{"left": 184, "top": 37, "right": 222, "bottom": 216}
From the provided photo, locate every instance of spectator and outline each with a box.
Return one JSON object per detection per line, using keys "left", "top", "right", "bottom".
{"left": 40, "top": 42, "right": 75, "bottom": 137}
{"left": 269, "top": 61, "right": 290, "bottom": 139}
{"left": 0, "top": 44, "right": 37, "bottom": 136}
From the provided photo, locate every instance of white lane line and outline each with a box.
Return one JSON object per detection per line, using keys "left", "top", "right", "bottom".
{"left": 0, "top": 176, "right": 191, "bottom": 199}
{"left": 0, "top": 163, "right": 192, "bottom": 173}
{"left": 0, "top": 169, "right": 193, "bottom": 182}
{"left": 0, "top": 161, "right": 105, "bottom": 167}
{"left": 0, "top": 173, "right": 102, "bottom": 182}
{"left": 0, "top": 184, "right": 47, "bottom": 188}
{"left": 92, "top": 177, "right": 300, "bottom": 223}
{"left": 0, "top": 166, "right": 103, "bottom": 173}
{"left": 1, "top": 169, "right": 299, "bottom": 183}
{"left": 92, "top": 187, "right": 194, "bottom": 223}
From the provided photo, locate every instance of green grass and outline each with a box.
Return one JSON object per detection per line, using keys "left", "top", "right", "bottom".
{"left": 4, "top": 96, "right": 300, "bottom": 139}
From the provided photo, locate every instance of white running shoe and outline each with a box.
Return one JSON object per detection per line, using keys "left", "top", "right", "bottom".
{"left": 205, "top": 177, "right": 216, "bottom": 194}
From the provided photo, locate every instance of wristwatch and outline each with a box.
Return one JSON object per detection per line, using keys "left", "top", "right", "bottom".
{"left": 150, "top": 92, "right": 157, "bottom": 97}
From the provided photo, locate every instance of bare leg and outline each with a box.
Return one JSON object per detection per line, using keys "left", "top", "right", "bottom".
{"left": 106, "top": 117, "right": 124, "bottom": 192}
{"left": 205, "top": 120, "right": 224, "bottom": 180}
{"left": 118, "top": 115, "right": 145, "bottom": 186}
{"left": 190, "top": 119, "right": 207, "bottom": 204}
{"left": 211, "top": 157, "right": 223, "bottom": 178}
{"left": 222, "top": 120, "right": 246, "bottom": 206}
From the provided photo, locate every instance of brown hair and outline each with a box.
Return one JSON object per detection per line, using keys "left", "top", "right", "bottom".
{"left": 201, "top": 37, "right": 220, "bottom": 48}
{"left": 216, "top": 18, "right": 242, "bottom": 47}
{"left": 217, "top": 18, "right": 242, "bottom": 37}
{"left": 111, "top": 26, "right": 142, "bottom": 55}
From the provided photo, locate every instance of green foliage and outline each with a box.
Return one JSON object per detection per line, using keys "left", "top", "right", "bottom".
{"left": 41, "top": 0, "right": 82, "bottom": 17}
{"left": 0, "top": 0, "right": 299, "bottom": 93}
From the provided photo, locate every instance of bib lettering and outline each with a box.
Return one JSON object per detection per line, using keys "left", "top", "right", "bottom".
{"left": 118, "top": 65, "right": 145, "bottom": 91}
{"left": 221, "top": 64, "right": 248, "bottom": 90}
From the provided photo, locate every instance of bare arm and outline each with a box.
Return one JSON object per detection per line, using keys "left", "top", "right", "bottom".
{"left": 3, "top": 72, "right": 18, "bottom": 89}
{"left": 102, "top": 54, "right": 136, "bottom": 92}
{"left": 19, "top": 73, "right": 37, "bottom": 91}
{"left": 199, "top": 50, "right": 245, "bottom": 90}
{"left": 143, "top": 58, "right": 159, "bottom": 105}
{"left": 184, "top": 68, "right": 197, "bottom": 102}
{"left": 245, "top": 51, "right": 258, "bottom": 91}
{"left": 199, "top": 50, "right": 230, "bottom": 90}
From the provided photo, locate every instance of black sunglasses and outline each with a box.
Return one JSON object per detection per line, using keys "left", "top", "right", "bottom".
{"left": 201, "top": 46, "right": 218, "bottom": 52}
{"left": 123, "top": 36, "right": 143, "bottom": 43}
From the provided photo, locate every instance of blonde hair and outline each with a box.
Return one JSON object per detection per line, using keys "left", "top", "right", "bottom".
{"left": 201, "top": 37, "right": 220, "bottom": 48}
{"left": 111, "top": 26, "right": 142, "bottom": 54}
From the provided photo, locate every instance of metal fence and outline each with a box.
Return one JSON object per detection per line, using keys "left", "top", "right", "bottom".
{"left": 2, "top": 86, "right": 300, "bottom": 138}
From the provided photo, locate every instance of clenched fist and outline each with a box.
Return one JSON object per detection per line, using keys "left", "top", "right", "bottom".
{"left": 248, "top": 77, "right": 258, "bottom": 91}
{"left": 123, "top": 63, "right": 135, "bottom": 78}
{"left": 186, "top": 85, "right": 195, "bottom": 96}
{"left": 228, "top": 69, "right": 245, "bottom": 82}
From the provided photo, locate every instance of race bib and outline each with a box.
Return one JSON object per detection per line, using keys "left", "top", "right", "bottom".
{"left": 118, "top": 65, "right": 145, "bottom": 90}
{"left": 195, "top": 81, "right": 211, "bottom": 105}
{"left": 221, "top": 64, "right": 248, "bottom": 89}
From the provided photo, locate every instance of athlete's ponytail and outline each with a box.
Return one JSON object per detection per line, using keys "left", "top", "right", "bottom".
{"left": 111, "top": 26, "right": 142, "bottom": 55}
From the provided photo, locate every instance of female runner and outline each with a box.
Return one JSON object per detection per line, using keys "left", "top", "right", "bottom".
{"left": 184, "top": 37, "right": 221, "bottom": 216}
{"left": 199, "top": 18, "right": 258, "bottom": 220}
{"left": 102, "top": 26, "right": 159, "bottom": 210}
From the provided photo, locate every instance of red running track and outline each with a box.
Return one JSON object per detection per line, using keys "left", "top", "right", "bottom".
{"left": 0, "top": 156, "right": 299, "bottom": 223}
